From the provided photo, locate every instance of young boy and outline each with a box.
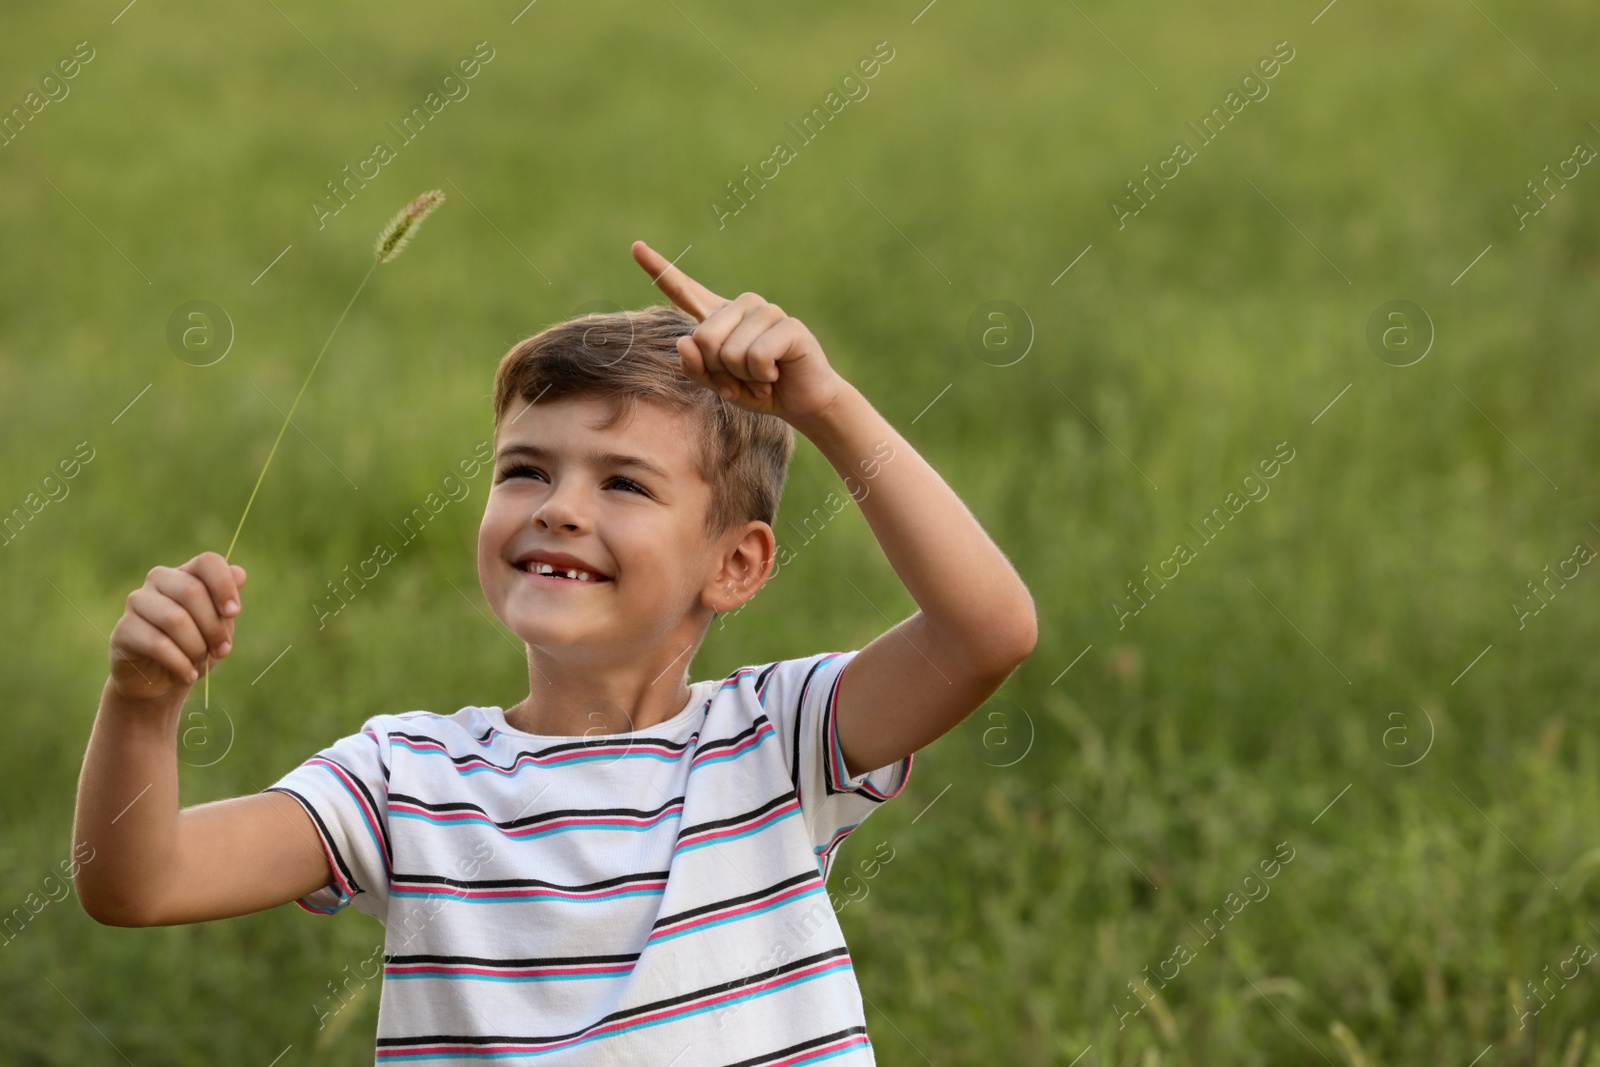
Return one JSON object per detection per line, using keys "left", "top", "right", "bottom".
{"left": 73, "top": 240, "right": 1037, "bottom": 1064}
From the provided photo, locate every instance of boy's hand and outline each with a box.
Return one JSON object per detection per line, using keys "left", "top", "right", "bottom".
{"left": 632, "top": 240, "right": 847, "bottom": 427}
{"left": 108, "top": 551, "right": 246, "bottom": 704}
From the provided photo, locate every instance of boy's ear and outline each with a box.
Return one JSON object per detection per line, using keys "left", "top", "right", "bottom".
{"left": 702, "top": 521, "right": 776, "bottom": 614}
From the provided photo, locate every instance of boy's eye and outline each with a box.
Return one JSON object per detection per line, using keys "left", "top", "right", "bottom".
{"left": 497, "top": 465, "right": 646, "bottom": 496}
{"left": 606, "top": 477, "right": 647, "bottom": 495}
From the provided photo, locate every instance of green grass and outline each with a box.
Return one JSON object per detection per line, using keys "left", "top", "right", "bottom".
{"left": 3, "top": 0, "right": 1600, "bottom": 1062}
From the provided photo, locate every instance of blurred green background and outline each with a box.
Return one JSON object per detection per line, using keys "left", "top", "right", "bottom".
{"left": 4, "top": 0, "right": 1600, "bottom": 1062}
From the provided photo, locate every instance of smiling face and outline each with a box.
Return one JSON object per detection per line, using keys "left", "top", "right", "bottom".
{"left": 478, "top": 394, "right": 766, "bottom": 666}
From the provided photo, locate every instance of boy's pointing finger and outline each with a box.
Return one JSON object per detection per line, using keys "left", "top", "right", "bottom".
{"left": 631, "top": 241, "right": 726, "bottom": 323}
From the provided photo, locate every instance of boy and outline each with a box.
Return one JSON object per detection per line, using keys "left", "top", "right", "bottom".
{"left": 73, "top": 240, "right": 1037, "bottom": 1064}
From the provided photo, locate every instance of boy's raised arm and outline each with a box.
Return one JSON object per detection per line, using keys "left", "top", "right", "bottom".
{"left": 634, "top": 241, "right": 1038, "bottom": 778}
{"left": 789, "top": 383, "right": 1038, "bottom": 774}
{"left": 73, "top": 552, "right": 334, "bottom": 926}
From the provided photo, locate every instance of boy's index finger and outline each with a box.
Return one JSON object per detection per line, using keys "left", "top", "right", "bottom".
{"left": 631, "top": 240, "right": 726, "bottom": 322}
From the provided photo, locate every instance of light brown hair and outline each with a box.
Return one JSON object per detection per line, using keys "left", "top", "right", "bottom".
{"left": 491, "top": 304, "right": 795, "bottom": 539}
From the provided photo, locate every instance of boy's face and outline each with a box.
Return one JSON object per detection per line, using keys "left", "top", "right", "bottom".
{"left": 478, "top": 395, "right": 752, "bottom": 662}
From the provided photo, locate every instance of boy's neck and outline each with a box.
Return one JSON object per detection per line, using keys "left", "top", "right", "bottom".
{"left": 503, "top": 671, "right": 697, "bottom": 737}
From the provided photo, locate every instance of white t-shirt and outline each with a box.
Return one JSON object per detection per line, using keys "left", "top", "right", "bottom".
{"left": 263, "top": 649, "right": 912, "bottom": 1065}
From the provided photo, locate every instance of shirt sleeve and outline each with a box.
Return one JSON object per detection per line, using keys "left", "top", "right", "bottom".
{"left": 260, "top": 714, "right": 394, "bottom": 923}
{"left": 759, "top": 649, "right": 913, "bottom": 880}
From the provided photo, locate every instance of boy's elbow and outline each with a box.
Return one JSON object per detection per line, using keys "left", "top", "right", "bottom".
{"left": 77, "top": 894, "right": 133, "bottom": 927}
{"left": 980, "top": 596, "right": 1038, "bottom": 674}
{"left": 1015, "top": 610, "right": 1039, "bottom": 661}
{"left": 86, "top": 907, "right": 149, "bottom": 928}
{"left": 1004, "top": 611, "right": 1039, "bottom": 667}
{"left": 76, "top": 879, "right": 156, "bottom": 928}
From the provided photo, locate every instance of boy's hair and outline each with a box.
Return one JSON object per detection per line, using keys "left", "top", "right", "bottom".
{"left": 492, "top": 304, "right": 796, "bottom": 540}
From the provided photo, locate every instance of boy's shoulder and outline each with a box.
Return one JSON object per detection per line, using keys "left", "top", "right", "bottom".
{"left": 707, "top": 648, "right": 857, "bottom": 708}
{"left": 326, "top": 707, "right": 495, "bottom": 753}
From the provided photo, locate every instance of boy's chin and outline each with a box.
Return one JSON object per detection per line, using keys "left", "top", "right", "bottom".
{"left": 508, "top": 614, "right": 615, "bottom": 650}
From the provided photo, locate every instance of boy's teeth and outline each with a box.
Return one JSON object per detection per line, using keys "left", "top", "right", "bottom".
{"left": 532, "top": 562, "right": 598, "bottom": 581}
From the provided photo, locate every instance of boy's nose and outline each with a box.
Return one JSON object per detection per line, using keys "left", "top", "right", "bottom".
{"left": 531, "top": 487, "right": 587, "bottom": 532}
{"left": 533, "top": 508, "right": 582, "bottom": 532}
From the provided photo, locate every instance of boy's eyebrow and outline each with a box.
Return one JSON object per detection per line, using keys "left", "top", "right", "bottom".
{"left": 496, "top": 443, "right": 674, "bottom": 483}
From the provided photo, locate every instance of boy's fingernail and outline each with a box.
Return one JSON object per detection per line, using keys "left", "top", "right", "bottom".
{"left": 224, "top": 599, "right": 239, "bottom": 614}
{"left": 219, "top": 640, "right": 232, "bottom": 656}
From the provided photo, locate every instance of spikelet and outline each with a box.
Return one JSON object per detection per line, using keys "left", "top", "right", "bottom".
{"left": 374, "top": 189, "right": 445, "bottom": 264}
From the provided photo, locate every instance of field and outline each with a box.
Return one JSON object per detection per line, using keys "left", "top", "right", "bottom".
{"left": 3, "top": 0, "right": 1600, "bottom": 1062}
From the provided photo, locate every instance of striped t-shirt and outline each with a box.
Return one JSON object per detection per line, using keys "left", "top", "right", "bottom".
{"left": 263, "top": 649, "right": 912, "bottom": 1065}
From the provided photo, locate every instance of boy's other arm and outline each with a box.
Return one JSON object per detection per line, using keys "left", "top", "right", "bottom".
{"left": 630, "top": 242, "right": 1036, "bottom": 777}
{"left": 73, "top": 553, "right": 334, "bottom": 926}
{"left": 794, "top": 384, "right": 1038, "bottom": 777}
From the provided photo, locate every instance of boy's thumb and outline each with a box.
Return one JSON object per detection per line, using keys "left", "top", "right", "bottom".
{"left": 232, "top": 565, "right": 248, "bottom": 585}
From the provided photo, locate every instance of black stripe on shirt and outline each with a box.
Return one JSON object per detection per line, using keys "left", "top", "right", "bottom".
{"left": 675, "top": 791, "right": 795, "bottom": 840}
{"left": 391, "top": 869, "right": 670, "bottom": 893}
{"left": 386, "top": 949, "right": 642, "bottom": 967}
{"left": 388, "top": 791, "right": 684, "bottom": 831}
{"left": 692, "top": 716, "right": 771, "bottom": 761}
{"left": 649, "top": 870, "right": 817, "bottom": 932}
{"left": 792, "top": 658, "right": 831, "bottom": 801}
{"left": 716, "top": 1026, "right": 870, "bottom": 1067}
{"left": 753, "top": 661, "right": 780, "bottom": 698}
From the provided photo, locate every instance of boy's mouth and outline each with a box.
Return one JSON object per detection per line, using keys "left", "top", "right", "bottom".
{"left": 514, "top": 560, "right": 612, "bottom": 583}
{"left": 511, "top": 548, "right": 612, "bottom": 583}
